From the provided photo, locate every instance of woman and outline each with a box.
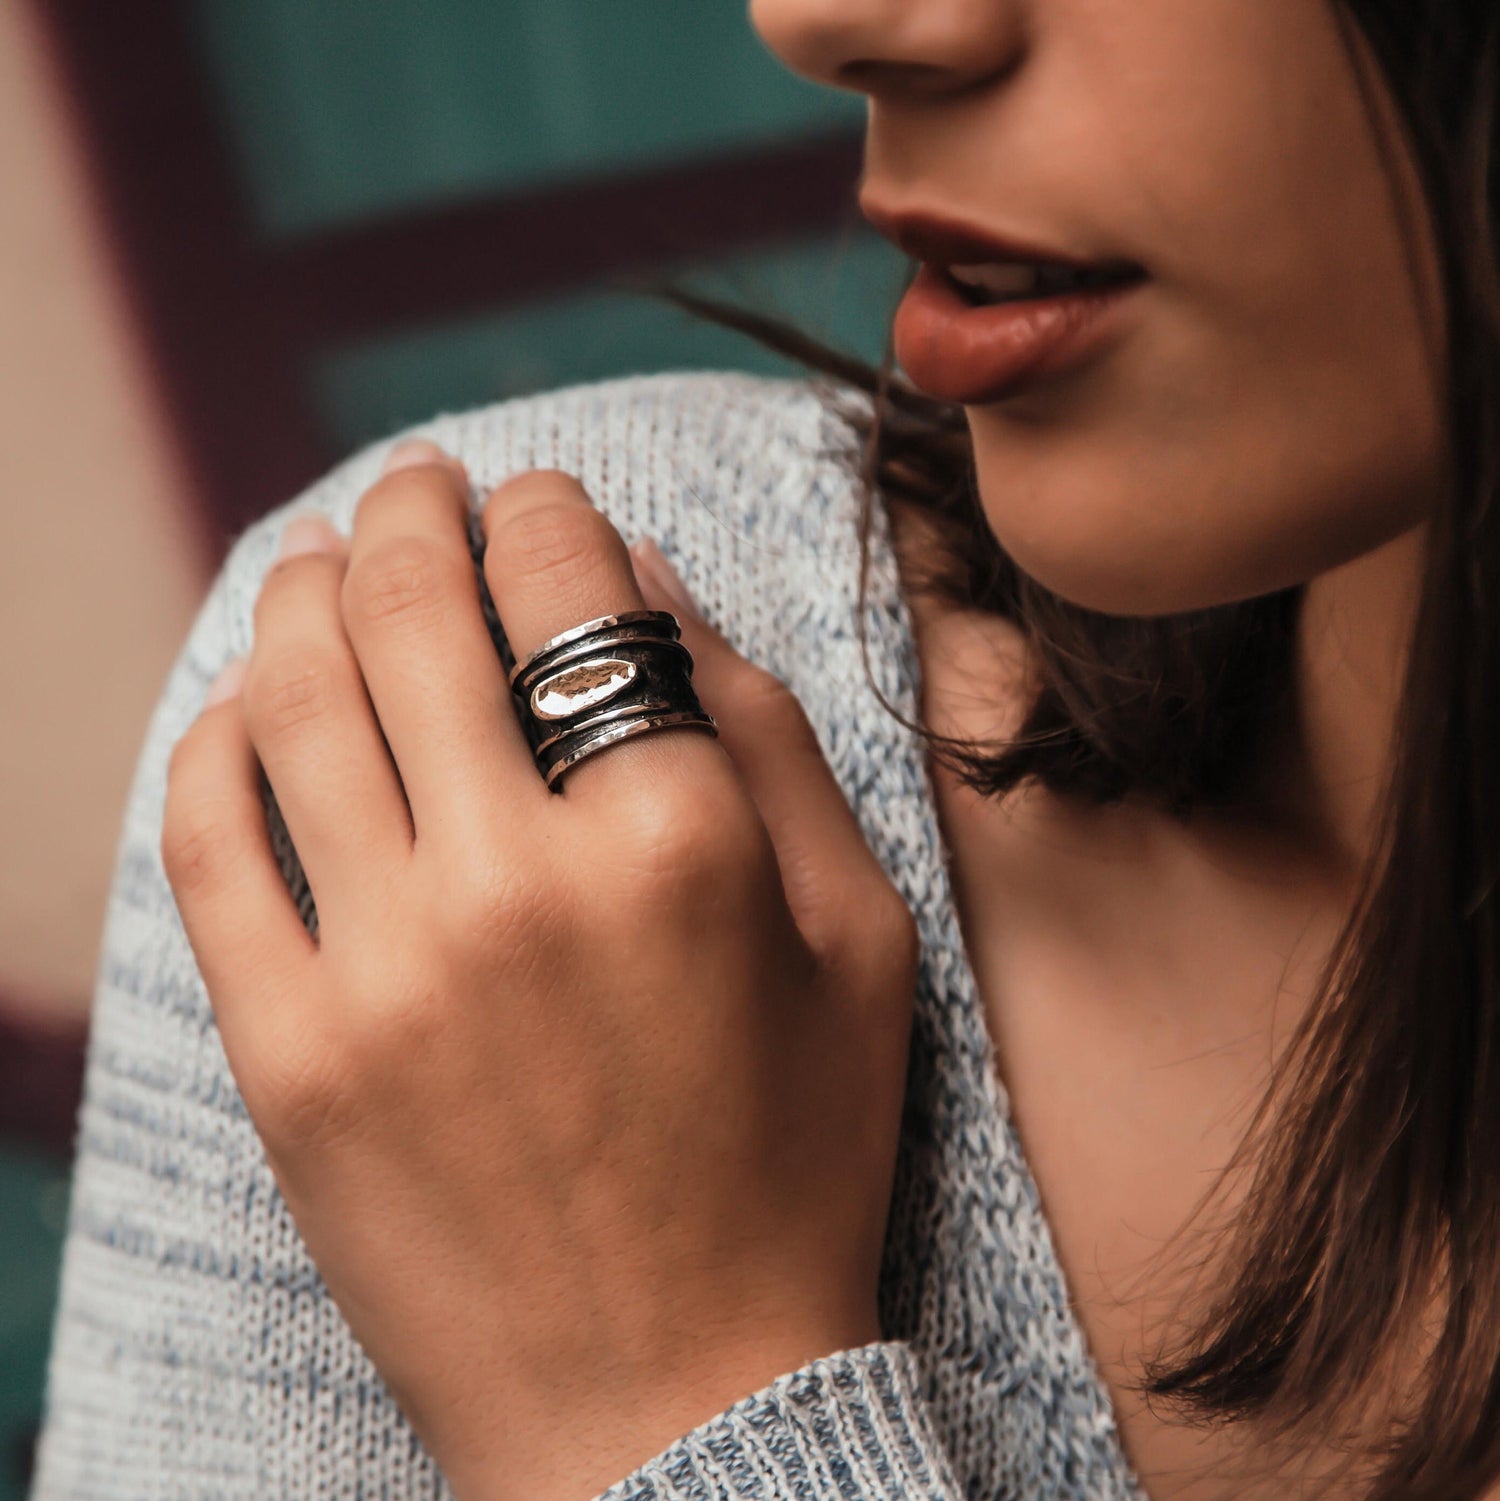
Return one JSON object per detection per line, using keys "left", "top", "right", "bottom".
{"left": 30, "top": 2, "right": 1498, "bottom": 1499}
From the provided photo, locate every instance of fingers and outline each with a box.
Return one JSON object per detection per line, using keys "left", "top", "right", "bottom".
{"left": 162, "top": 659, "right": 318, "bottom": 1060}
{"left": 343, "top": 442, "right": 545, "bottom": 843}
{"left": 630, "top": 538, "right": 905, "bottom": 966}
{"left": 243, "top": 513, "right": 414, "bottom": 925}
{"left": 480, "top": 469, "right": 733, "bottom": 804}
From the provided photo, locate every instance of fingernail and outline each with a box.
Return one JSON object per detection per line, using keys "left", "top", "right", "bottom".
{"left": 383, "top": 437, "right": 468, "bottom": 482}
{"left": 204, "top": 658, "right": 247, "bottom": 707}
{"left": 633, "top": 537, "right": 702, "bottom": 621}
{"left": 277, "top": 513, "right": 342, "bottom": 560}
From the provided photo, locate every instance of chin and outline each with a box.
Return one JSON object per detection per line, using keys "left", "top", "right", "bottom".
{"left": 966, "top": 458, "right": 1243, "bottom": 619}
{"left": 966, "top": 440, "right": 1422, "bottom": 621}
{"left": 995, "top": 544, "right": 1229, "bottom": 619}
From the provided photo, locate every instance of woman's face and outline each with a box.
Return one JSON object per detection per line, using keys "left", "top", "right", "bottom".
{"left": 751, "top": 0, "right": 1450, "bottom": 616}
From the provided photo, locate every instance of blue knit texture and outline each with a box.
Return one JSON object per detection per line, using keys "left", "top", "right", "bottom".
{"left": 30, "top": 371, "right": 1149, "bottom": 1500}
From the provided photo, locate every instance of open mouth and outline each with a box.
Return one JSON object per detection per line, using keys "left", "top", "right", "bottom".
{"left": 866, "top": 199, "right": 1152, "bottom": 402}
{"left": 942, "top": 259, "right": 1148, "bottom": 307}
{"left": 893, "top": 259, "right": 1148, "bottom": 405}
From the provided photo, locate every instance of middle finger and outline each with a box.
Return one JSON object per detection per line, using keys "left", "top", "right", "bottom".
{"left": 342, "top": 442, "right": 546, "bottom": 845}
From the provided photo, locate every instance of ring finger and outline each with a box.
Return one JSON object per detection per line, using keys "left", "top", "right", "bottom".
{"left": 479, "top": 469, "right": 732, "bottom": 805}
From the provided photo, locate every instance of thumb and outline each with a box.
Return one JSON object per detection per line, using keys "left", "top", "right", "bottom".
{"left": 629, "top": 538, "right": 897, "bottom": 962}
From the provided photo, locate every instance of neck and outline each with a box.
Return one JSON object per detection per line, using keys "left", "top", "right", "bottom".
{"left": 1250, "top": 522, "right": 1429, "bottom": 883}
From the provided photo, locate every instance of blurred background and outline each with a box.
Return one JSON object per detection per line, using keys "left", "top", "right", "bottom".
{"left": 0, "top": 2, "right": 906, "bottom": 1493}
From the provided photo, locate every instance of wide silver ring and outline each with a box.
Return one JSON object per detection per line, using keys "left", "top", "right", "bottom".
{"left": 508, "top": 608, "right": 718, "bottom": 790}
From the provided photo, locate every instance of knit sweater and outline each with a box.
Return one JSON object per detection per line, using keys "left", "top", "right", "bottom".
{"left": 31, "top": 370, "right": 1150, "bottom": 1501}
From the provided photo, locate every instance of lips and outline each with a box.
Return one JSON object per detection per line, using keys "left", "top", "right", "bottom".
{"left": 860, "top": 199, "right": 1144, "bottom": 279}
{"left": 863, "top": 197, "right": 1148, "bottom": 404}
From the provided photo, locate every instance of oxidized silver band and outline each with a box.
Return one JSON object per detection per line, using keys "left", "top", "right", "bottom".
{"left": 508, "top": 608, "right": 717, "bottom": 789}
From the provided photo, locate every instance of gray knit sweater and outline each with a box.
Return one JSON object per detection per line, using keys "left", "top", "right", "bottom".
{"left": 31, "top": 371, "right": 1149, "bottom": 1501}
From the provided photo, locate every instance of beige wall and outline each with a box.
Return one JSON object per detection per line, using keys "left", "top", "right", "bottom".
{"left": 0, "top": 0, "right": 207, "bottom": 1028}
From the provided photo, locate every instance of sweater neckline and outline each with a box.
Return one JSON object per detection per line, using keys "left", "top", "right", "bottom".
{"left": 848, "top": 458, "right": 1152, "bottom": 1500}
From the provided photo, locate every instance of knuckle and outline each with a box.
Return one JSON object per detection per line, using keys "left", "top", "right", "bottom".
{"left": 490, "top": 502, "right": 613, "bottom": 589}
{"left": 243, "top": 649, "right": 340, "bottom": 739}
{"left": 483, "top": 469, "right": 589, "bottom": 528}
{"left": 620, "top": 789, "right": 717, "bottom": 881}
{"left": 254, "top": 550, "right": 339, "bottom": 624}
{"left": 860, "top": 882, "right": 922, "bottom": 981}
{"left": 617, "top": 785, "right": 765, "bottom": 895}
{"left": 424, "top": 832, "right": 560, "bottom": 950}
{"left": 345, "top": 535, "right": 452, "bottom": 629}
{"left": 250, "top": 1024, "right": 362, "bottom": 1154}
{"left": 442, "top": 855, "right": 534, "bottom": 942}
{"left": 165, "top": 719, "right": 200, "bottom": 786}
{"left": 346, "top": 977, "right": 440, "bottom": 1069}
{"left": 883, "top": 889, "right": 923, "bottom": 971}
{"left": 736, "top": 664, "right": 816, "bottom": 740}
{"left": 382, "top": 463, "right": 445, "bottom": 498}
{"left": 355, "top": 465, "right": 461, "bottom": 530}
{"left": 161, "top": 799, "right": 241, "bottom": 896}
{"left": 736, "top": 661, "right": 794, "bottom": 710}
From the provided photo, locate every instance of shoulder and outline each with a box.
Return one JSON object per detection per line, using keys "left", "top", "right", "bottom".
{"left": 214, "top": 369, "right": 873, "bottom": 655}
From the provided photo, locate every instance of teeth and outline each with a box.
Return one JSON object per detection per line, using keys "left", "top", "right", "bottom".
{"left": 947, "top": 262, "right": 1043, "bottom": 297}
{"left": 946, "top": 260, "right": 1125, "bottom": 303}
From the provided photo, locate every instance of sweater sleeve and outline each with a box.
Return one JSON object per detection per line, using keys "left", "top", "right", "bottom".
{"left": 29, "top": 436, "right": 970, "bottom": 1501}
{"left": 587, "top": 1340, "right": 968, "bottom": 1501}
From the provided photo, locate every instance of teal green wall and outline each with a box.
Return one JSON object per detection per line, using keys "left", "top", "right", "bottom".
{"left": 189, "top": 1, "right": 866, "bottom": 238}
{"left": 315, "top": 227, "right": 907, "bottom": 451}
{"left": 182, "top": 0, "right": 899, "bottom": 449}
{"left": 0, "top": 1146, "right": 69, "bottom": 1501}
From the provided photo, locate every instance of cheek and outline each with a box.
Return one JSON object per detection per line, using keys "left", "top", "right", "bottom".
{"left": 965, "top": 260, "right": 1447, "bottom": 619}
{"left": 959, "top": 0, "right": 1448, "bottom": 619}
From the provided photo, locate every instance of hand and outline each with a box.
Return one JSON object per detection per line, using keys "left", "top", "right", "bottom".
{"left": 161, "top": 441, "right": 921, "bottom": 1501}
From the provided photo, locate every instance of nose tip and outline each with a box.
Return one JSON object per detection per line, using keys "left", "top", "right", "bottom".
{"left": 750, "top": 0, "right": 1023, "bottom": 101}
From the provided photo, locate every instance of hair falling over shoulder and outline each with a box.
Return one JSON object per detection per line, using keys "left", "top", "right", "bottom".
{"left": 624, "top": 4, "right": 1500, "bottom": 1496}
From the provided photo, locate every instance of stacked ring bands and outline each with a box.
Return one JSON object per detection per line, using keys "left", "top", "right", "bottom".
{"left": 507, "top": 608, "right": 719, "bottom": 789}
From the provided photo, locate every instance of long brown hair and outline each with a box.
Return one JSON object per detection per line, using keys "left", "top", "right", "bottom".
{"left": 626, "top": 3, "right": 1500, "bottom": 1496}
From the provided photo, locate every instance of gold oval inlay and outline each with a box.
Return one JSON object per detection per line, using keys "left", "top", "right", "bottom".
{"left": 530, "top": 657, "right": 637, "bottom": 720}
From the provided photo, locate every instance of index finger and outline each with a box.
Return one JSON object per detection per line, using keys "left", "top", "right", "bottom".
{"left": 161, "top": 670, "right": 318, "bottom": 1063}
